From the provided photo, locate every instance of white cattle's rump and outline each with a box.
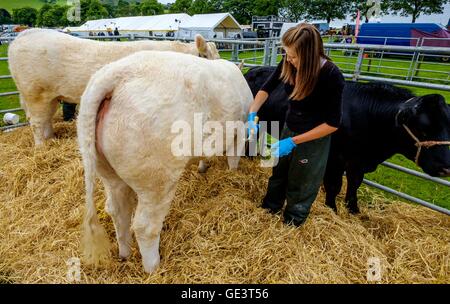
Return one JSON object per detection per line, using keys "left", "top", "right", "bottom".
{"left": 77, "top": 50, "right": 253, "bottom": 273}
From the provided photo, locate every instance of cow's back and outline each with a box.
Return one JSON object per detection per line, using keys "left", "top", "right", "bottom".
{"left": 339, "top": 81, "right": 414, "bottom": 136}
{"left": 80, "top": 51, "right": 252, "bottom": 186}
{"left": 8, "top": 29, "right": 198, "bottom": 104}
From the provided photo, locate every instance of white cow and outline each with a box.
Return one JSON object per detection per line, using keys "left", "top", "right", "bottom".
{"left": 8, "top": 28, "right": 219, "bottom": 145}
{"left": 77, "top": 51, "right": 253, "bottom": 273}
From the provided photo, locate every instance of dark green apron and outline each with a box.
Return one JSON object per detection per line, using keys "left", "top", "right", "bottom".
{"left": 262, "top": 126, "right": 331, "bottom": 226}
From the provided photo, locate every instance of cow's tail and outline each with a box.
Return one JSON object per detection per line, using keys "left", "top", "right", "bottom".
{"left": 77, "top": 65, "right": 121, "bottom": 266}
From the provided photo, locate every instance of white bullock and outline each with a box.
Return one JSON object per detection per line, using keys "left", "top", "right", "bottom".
{"left": 77, "top": 51, "right": 253, "bottom": 273}
{"left": 8, "top": 29, "right": 219, "bottom": 145}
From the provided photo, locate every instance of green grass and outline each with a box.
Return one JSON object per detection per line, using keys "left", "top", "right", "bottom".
{"left": 0, "top": 0, "right": 68, "bottom": 12}
{"left": 0, "top": 42, "right": 449, "bottom": 210}
{"left": 0, "top": 44, "right": 26, "bottom": 126}
{"left": 365, "top": 154, "right": 450, "bottom": 210}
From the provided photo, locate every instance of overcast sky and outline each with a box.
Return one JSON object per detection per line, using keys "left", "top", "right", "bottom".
{"left": 157, "top": 1, "right": 449, "bottom": 25}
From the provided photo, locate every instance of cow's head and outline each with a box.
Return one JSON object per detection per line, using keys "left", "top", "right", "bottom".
{"left": 396, "top": 94, "right": 450, "bottom": 177}
{"left": 195, "top": 34, "right": 220, "bottom": 59}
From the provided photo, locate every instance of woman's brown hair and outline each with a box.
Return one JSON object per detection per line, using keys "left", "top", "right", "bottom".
{"left": 280, "top": 23, "right": 330, "bottom": 101}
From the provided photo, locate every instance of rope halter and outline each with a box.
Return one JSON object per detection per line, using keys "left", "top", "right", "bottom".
{"left": 401, "top": 124, "right": 450, "bottom": 166}
{"left": 396, "top": 98, "right": 450, "bottom": 166}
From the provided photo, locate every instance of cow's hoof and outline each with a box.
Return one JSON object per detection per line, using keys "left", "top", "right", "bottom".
{"left": 142, "top": 256, "right": 160, "bottom": 274}
{"left": 198, "top": 160, "right": 209, "bottom": 173}
{"left": 325, "top": 202, "right": 338, "bottom": 213}
{"left": 348, "top": 206, "right": 360, "bottom": 214}
{"left": 118, "top": 246, "right": 131, "bottom": 261}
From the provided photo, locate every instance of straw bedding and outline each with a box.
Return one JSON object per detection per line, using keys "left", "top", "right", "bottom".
{"left": 0, "top": 122, "right": 448, "bottom": 283}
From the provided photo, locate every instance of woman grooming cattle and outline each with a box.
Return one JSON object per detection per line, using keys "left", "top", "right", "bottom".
{"left": 245, "top": 70, "right": 450, "bottom": 214}
{"left": 247, "top": 23, "right": 345, "bottom": 227}
{"left": 8, "top": 29, "right": 220, "bottom": 146}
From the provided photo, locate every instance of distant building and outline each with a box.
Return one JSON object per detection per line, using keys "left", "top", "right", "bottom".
{"left": 252, "top": 15, "right": 291, "bottom": 38}
{"left": 178, "top": 13, "right": 242, "bottom": 39}
{"left": 65, "top": 13, "right": 192, "bottom": 37}
{"left": 65, "top": 13, "right": 242, "bottom": 40}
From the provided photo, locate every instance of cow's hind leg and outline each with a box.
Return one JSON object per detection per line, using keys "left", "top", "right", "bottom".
{"left": 102, "top": 174, "right": 136, "bottom": 260}
{"left": 345, "top": 167, "right": 364, "bottom": 214}
{"left": 226, "top": 135, "right": 243, "bottom": 170}
{"left": 227, "top": 156, "right": 241, "bottom": 170}
{"left": 26, "top": 96, "right": 59, "bottom": 145}
{"left": 132, "top": 187, "right": 174, "bottom": 273}
{"left": 323, "top": 156, "right": 345, "bottom": 212}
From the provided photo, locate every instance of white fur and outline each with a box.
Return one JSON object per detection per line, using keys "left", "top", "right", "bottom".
{"left": 8, "top": 28, "right": 219, "bottom": 145}
{"left": 77, "top": 50, "right": 253, "bottom": 273}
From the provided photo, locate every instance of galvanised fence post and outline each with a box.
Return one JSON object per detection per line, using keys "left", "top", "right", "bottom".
{"left": 231, "top": 43, "right": 239, "bottom": 62}
{"left": 263, "top": 39, "right": 271, "bottom": 66}
{"left": 270, "top": 40, "right": 279, "bottom": 66}
{"left": 353, "top": 47, "right": 365, "bottom": 81}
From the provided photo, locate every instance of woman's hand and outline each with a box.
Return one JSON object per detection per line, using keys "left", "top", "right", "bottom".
{"left": 247, "top": 112, "right": 259, "bottom": 138}
{"left": 271, "top": 137, "right": 296, "bottom": 157}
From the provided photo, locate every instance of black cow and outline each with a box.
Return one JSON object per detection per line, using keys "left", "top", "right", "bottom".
{"left": 245, "top": 66, "right": 450, "bottom": 213}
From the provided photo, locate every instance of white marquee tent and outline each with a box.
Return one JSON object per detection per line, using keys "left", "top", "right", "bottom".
{"left": 65, "top": 13, "right": 242, "bottom": 38}
{"left": 65, "top": 13, "right": 191, "bottom": 36}
{"left": 178, "top": 13, "right": 242, "bottom": 39}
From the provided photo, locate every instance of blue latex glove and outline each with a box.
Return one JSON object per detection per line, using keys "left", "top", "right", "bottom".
{"left": 247, "top": 112, "right": 259, "bottom": 138}
{"left": 271, "top": 137, "right": 297, "bottom": 157}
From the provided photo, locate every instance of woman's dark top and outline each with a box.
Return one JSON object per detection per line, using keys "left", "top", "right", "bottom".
{"left": 260, "top": 58, "right": 345, "bottom": 134}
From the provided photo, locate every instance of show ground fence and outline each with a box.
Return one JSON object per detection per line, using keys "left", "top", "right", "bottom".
{"left": 0, "top": 34, "right": 449, "bottom": 215}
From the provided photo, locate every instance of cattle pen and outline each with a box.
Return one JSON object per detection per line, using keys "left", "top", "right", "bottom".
{"left": 0, "top": 33, "right": 449, "bottom": 284}
{"left": 1, "top": 34, "right": 448, "bottom": 215}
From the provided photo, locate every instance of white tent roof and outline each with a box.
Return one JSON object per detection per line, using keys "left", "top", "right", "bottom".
{"left": 280, "top": 22, "right": 300, "bottom": 37}
{"left": 66, "top": 13, "right": 191, "bottom": 32}
{"left": 179, "top": 13, "right": 241, "bottom": 30}
{"left": 311, "top": 19, "right": 350, "bottom": 29}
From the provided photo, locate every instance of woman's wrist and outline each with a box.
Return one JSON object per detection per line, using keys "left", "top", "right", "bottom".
{"left": 292, "top": 124, "right": 338, "bottom": 145}
{"left": 292, "top": 135, "right": 304, "bottom": 145}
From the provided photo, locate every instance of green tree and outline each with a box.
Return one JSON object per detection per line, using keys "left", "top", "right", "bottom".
{"left": 129, "top": 3, "right": 142, "bottom": 16}
{"left": 140, "top": 0, "right": 165, "bottom": 16}
{"left": 253, "top": 0, "right": 281, "bottom": 17}
{"left": 102, "top": 3, "right": 117, "bottom": 18}
{"left": 36, "top": 4, "right": 53, "bottom": 26}
{"left": 223, "top": 0, "right": 253, "bottom": 24}
{"left": 12, "top": 7, "right": 38, "bottom": 26}
{"left": 386, "top": 0, "right": 450, "bottom": 23}
{"left": 306, "top": 0, "right": 353, "bottom": 24}
{"left": 208, "top": 0, "right": 225, "bottom": 12}
{"left": 0, "top": 8, "right": 12, "bottom": 24}
{"left": 281, "top": 0, "right": 308, "bottom": 22}
{"left": 86, "top": 0, "right": 109, "bottom": 21}
{"left": 189, "top": 0, "right": 215, "bottom": 14}
{"left": 351, "top": 0, "right": 390, "bottom": 23}
{"left": 114, "top": 0, "right": 131, "bottom": 17}
{"left": 170, "top": 0, "right": 193, "bottom": 13}
{"left": 37, "top": 5, "right": 71, "bottom": 28}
